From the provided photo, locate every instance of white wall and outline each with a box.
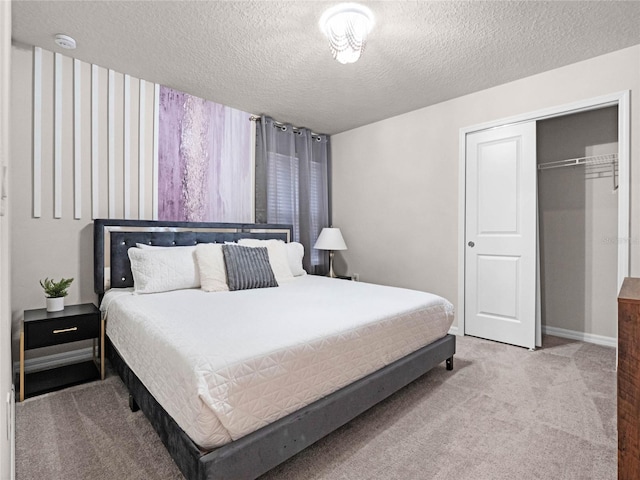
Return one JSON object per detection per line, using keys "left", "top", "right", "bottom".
{"left": 331, "top": 45, "right": 640, "bottom": 334}
{"left": 0, "top": 2, "right": 13, "bottom": 478}
{"left": 537, "top": 108, "right": 618, "bottom": 338}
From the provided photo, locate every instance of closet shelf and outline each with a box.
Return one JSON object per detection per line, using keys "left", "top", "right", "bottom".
{"left": 537, "top": 153, "right": 618, "bottom": 171}
{"left": 538, "top": 153, "right": 619, "bottom": 191}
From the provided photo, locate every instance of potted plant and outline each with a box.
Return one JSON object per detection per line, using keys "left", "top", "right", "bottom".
{"left": 40, "top": 277, "right": 73, "bottom": 312}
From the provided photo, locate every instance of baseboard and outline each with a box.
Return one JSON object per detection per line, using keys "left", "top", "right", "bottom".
{"left": 451, "top": 325, "right": 615, "bottom": 348}
{"left": 542, "top": 325, "right": 617, "bottom": 348}
{"left": 12, "top": 347, "right": 94, "bottom": 375}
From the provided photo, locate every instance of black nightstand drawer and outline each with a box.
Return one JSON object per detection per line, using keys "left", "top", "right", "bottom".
{"left": 23, "top": 303, "right": 101, "bottom": 349}
{"left": 25, "top": 315, "right": 99, "bottom": 349}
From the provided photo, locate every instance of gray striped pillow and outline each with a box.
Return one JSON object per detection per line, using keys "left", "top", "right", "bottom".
{"left": 222, "top": 244, "right": 278, "bottom": 291}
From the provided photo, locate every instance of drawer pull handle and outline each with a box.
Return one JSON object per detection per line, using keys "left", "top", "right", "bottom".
{"left": 53, "top": 327, "right": 78, "bottom": 334}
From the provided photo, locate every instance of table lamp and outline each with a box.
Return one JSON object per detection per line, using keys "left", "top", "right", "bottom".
{"left": 313, "top": 227, "right": 347, "bottom": 278}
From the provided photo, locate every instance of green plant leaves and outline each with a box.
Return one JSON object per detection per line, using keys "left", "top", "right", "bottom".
{"left": 39, "top": 277, "right": 74, "bottom": 298}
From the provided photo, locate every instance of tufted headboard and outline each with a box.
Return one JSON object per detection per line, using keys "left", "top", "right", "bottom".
{"left": 94, "top": 219, "right": 293, "bottom": 295}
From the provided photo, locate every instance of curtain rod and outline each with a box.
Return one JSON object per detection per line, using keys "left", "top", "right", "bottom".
{"left": 249, "top": 115, "right": 323, "bottom": 137}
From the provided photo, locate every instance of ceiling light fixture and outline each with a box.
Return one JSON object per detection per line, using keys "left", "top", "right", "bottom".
{"left": 54, "top": 34, "right": 76, "bottom": 50}
{"left": 319, "top": 3, "right": 374, "bottom": 64}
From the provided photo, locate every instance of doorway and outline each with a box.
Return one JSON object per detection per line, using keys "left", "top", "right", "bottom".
{"left": 458, "top": 92, "right": 629, "bottom": 348}
{"left": 537, "top": 107, "right": 619, "bottom": 344}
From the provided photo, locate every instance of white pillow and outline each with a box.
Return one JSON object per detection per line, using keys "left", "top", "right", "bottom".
{"left": 128, "top": 246, "right": 200, "bottom": 294}
{"left": 195, "top": 243, "right": 229, "bottom": 292}
{"left": 237, "top": 238, "right": 294, "bottom": 283}
{"left": 285, "top": 242, "right": 306, "bottom": 276}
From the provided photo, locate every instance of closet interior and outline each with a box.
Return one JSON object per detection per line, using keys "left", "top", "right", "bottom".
{"left": 536, "top": 106, "right": 619, "bottom": 343}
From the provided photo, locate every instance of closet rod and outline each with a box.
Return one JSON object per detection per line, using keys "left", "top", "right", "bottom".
{"left": 537, "top": 153, "right": 618, "bottom": 171}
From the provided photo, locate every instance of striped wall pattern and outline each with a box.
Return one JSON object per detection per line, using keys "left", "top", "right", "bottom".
{"left": 31, "top": 47, "right": 158, "bottom": 220}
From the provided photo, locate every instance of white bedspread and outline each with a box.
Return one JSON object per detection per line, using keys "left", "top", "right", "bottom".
{"left": 101, "top": 275, "right": 454, "bottom": 449}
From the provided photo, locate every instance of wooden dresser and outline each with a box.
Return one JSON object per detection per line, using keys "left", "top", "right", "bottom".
{"left": 618, "top": 277, "right": 640, "bottom": 479}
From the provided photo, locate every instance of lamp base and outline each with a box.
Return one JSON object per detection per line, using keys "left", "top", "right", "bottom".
{"left": 328, "top": 251, "right": 336, "bottom": 278}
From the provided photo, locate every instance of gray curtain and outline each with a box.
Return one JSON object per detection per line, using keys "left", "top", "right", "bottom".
{"left": 255, "top": 116, "right": 330, "bottom": 274}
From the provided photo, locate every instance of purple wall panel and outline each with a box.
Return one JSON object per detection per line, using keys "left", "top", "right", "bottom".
{"left": 157, "top": 86, "right": 252, "bottom": 222}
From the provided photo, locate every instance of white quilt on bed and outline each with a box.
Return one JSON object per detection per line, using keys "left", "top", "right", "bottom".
{"left": 101, "top": 275, "right": 454, "bottom": 449}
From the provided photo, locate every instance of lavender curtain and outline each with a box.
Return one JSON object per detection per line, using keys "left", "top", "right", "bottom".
{"left": 255, "top": 116, "right": 330, "bottom": 274}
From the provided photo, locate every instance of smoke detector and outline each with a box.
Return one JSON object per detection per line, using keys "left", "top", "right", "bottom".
{"left": 54, "top": 34, "right": 76, "bottom": 49}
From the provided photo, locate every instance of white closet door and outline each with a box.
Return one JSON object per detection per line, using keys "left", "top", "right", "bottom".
{"left": 465, "top": 122, "right": 537, "bottom": 349}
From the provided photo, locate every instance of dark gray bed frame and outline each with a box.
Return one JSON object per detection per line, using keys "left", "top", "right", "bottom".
{"left": 94, "top": 219, "right": 456, "bottom": 480}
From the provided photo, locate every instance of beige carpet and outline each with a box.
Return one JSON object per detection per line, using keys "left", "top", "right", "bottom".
{"left": 16, "top": 335, "right": 617, "bottom": 479}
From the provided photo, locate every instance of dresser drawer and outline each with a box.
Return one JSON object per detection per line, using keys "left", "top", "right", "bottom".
{"left": 25, "top": 314, "right": 100, "bottom": 349}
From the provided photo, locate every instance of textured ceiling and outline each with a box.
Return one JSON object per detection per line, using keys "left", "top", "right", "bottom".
{"left": 11, "top": 1, "right": 640, "bottom": 135}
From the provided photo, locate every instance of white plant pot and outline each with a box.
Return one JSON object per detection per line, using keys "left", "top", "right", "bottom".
{"left": 46, "top": 297, "right": 64, "bottom": 312}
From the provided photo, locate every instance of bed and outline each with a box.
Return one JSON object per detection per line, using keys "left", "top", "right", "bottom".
{"left": 94, "top": 219, "right": 456, "bottom": 480}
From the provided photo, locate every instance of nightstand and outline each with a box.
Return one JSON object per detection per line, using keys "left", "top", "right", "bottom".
{"left": 19, "top": 303, "right": 104, "bottom": 401}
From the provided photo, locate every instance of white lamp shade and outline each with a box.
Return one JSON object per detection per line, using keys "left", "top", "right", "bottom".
{"left": 314, "top": 228, "right": 347, "bottom": 251}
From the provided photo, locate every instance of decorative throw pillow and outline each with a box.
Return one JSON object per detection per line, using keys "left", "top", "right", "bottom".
{"left": 128, "top": 247, "right": 200, "bottom": 294}
{"left": 237, "top": 238, "right": 294, "bottom": 283}
{"left": 222, "top": 244, "right": 278, "bottom": 291}
{"left": 195, "top": 243, "right": 229, "bottom": 292}
{"left": 285, "top": 242, "right": 306, "bottom": 276}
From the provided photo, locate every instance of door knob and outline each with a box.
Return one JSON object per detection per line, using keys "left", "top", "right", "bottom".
{"left": 468, "top": 241, "right": 475, "bottom": 247}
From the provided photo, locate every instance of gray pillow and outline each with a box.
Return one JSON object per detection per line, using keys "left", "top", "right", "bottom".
{"left": 222, "top": 244, "right": 278, "bottom": 291}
